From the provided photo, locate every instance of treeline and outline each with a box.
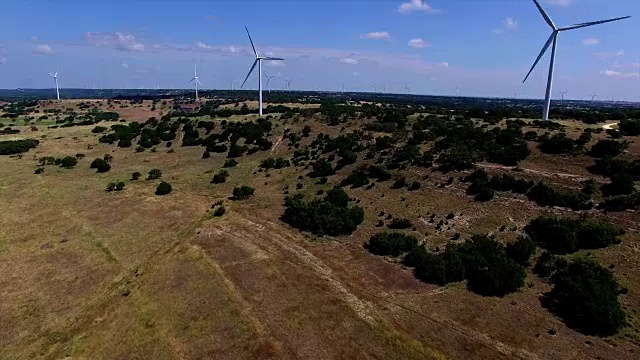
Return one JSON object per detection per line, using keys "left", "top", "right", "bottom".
{"left": 0, "top": 139, "right": 39, "bottom": 155}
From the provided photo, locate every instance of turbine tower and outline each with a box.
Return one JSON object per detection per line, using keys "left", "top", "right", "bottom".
{"left": 189, "top": 65, "right": 203, "bottom": 101}
{"left": 522, "top": 0, "right": 630, "bottom": 120}
{"left": 230, "top": 80, "right": 236, "bottom": 90}
{"left": 240, "top": 26, "right": 284, "bottom": 116}
{"left": 285, "top": 77, "right": 292, "bottom": 91}
{"left": 558, "top": 90, "right": 568, "bottom": 100}
{"left": 403, "top": 84, "right": 411, "bottom": 94}
{"left": 265, "top": 73, "right": 277, "bottom": 93}
{"left": 49, "top": 70, "right": 60, "bottom": 100}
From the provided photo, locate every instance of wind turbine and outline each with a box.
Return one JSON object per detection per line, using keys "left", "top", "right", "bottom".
{"left": 404, "top": 84, "right": 411, "bottom": 94}
{"left": 230, "top": 80, "right": 236, "bottom": 90}
{"left": 591, "top": 93, "right": 598, "bottom": 101}
{"left": 189, "top": 65, "right": 203, "bottom": 101}
{"left": 285, "top": 77, "right": 293, "bottom": 91}
{"left": 558, "top": 90, "right": 568, "bottom": 100}
{"left": 48, "top": 70, "right": 60, "bottom": 100}
{"left": 265, "top": 73, "right": 277, "bottom": 93}
{"left": 522, "top": 0, "right": 630, "bottom": 120}
{"left": 240, "top": 26, "right": 284, "bottom": 116}
{"left": 456, "top": 86, "right": 460, "bottom": 97}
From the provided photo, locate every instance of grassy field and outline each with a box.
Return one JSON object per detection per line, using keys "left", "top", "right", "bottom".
{"left": 0, "top": 100, "right": 639, "bottom": 359}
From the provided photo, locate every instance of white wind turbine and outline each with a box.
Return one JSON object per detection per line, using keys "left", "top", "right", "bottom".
{"left": 265, "top": 73, "right": 277, "bottom": 93}
{"left": 49, "top": 70, "right": 60, "bottom": 100}
{"left": 522, "top": 0, "right": 630, "bottom": 120}
{"left": 189, "top": 65, "right": 203, "bottom": 101}
{"left": 558, "top": 90, "right": 568, "bottom": 100}
{"left": 285, "top": 77, "right": 293, "bottom": 91}
{"left": 241, "top": 26, "right": 284, "bottom": 116}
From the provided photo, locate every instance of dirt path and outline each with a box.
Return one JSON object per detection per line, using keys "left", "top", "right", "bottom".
{"left": 602, "top": 122, "right": 619, "bottom": 130}
{"left": 478, "top": 163, "right": 595, "bottom": 182}
{"left": 270, "top": 134, "right": 284, "bottom": 153}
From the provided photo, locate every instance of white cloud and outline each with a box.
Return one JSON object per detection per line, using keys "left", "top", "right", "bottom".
{"left": 195, "top": 41, "right": 212, "bottom": 50}
{"left": 593, "top": 50, "right": 624, "bottom": 59}
{"left": 601, "top": 70, "right": 622, "bottom": 76}
{"left": 352, "top": 72, "right": 359, "bottom": 77}
{"left": 361, "top": 31, "right": 390, "bottom": 40}
{"left": 546, "top": 0, "right": 575, "bottom": 6}
{"left": 340, "top": 57, "right": 358, "bottom": 65}
{"left": 30, "top": 36, "right": 38, "bottom": 41}
{"left": 582, "top": 38, "right": 599, "bottom": 46}
{"left": 0, "top": 56, "right": 6, "bottom": 64}
{"left": 601, "top": 69, "right": 639, "bottom": 78}
{"left": 85, "top": 32, "right": 145, "bottom": 52}
{"left": 121, "top": 62, "right": 129, "bottom": 69}
{"left": 34, "top": 44, "right": 53, "bottom": 54}
{"left": 265, "top": 60, "right": 285, "bottom": 68}
{"left": 493, "top": 18, "right": 518, "bottom": 34}
{"left": 398, "top": 0, "right": 441, "bottom": 14}
{"left": 408, "top": 38, "right": 430, "bottom": 49}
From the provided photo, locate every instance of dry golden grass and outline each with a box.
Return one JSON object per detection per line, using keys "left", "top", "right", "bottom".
{"left": 1, "top": 103, "right": 639, "bottom": 359}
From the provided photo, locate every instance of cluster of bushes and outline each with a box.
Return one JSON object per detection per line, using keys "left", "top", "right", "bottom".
{"left": 542, "top": 258, "right": 626, "bottom": 336}
{"left": 340, "top": 166, "right": 369, "bottom": 188}
{"left": 232, "top": 186, "right": 255, "bottom": 200}
{"left": 0, "top": 139, "right": 39, "bottom": 155}
{"left": 588, "top": 139, "right": 629, "bottom": 158}
{"left": 281, "top": 188, "right": 364, "bottom": 236}
{"left": 524, "top": 215, "right": 623, "bottom": 254}
{"left": 464, "top": 169, "right": 592, "bottom": 210}
{"left": 211, "top": 170, "right": 229, "bottom": 184}
{"left": 106, "top": 181, "right": 125, "bottom": 192}
{"left": 619, "top": 119, "right": 640, "bottom": 136}
{"left": 260, "top": 157, "right": 290, "bottom": 169}
{"left": 365, "top": 232, "right": 418, "bottom": 257}
{"left": 90, "top": 157, "right": 111, "bottom": 173}
{"left": 147, "top": 168, "right": 162, "bottom": 180}
{"left": 402, "top": 235, "right": 528, "bottom": 297}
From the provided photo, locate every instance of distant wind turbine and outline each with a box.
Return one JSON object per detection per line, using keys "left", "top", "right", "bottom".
{"left": 230, "top": 80, "right": 236, "bottom": 90}
{"left": 522, "top": 0, "right": 630, "bottom": 120}
{"left": 285, "top": 77, "right": 293, "bottom": 91}
{"left": 240, "top": 26, "right": 284, "bottom": 116}
{"left": 265, "top": 73, "right": 277, "bottom": 93}
{"left": 189, "top": 65, "right": 203, "bottom": 101}
{"left": 456, "top": 86, "right": 460, "bottom": 97}
{"left": 48, "top": 70, "right": 60, "bottom": 100}
{"left": 558, "top": 90, "right": 568, "bottom": 100}
{"left": 591, "top": 93, "right": 598, "bottom": 101}
{"left": 404, "top": 84, "right": 411, "bottom": 94}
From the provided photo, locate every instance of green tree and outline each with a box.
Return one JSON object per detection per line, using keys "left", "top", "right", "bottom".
{"left": 155, "top": 181, "right": 172, "bottom": 195}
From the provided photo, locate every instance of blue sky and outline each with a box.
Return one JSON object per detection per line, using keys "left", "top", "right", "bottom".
{"left": 1, "top": 0, "right": 639, "bottom": 100}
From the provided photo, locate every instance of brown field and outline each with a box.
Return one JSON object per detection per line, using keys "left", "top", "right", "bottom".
{"left": 0, "top": 100, "right": 639, "bottom": 359}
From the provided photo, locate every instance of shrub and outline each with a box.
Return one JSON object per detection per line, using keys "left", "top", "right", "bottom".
{"left": 533, "top": 251, "right": 568, "bottom": 278}
{"left": 619, "top": 119, "right": 640, "bottom": 136}
{"left": 340, "top": 167, "right": 369, "bottom": 188}
{"left": 202, "top": 150, "right": 210, "bottom": 159}
{"left": 115, "top": 181, "right": 125, "bottom": 191}
{"left": 232, "top": 186, "right": 255, "bottom": 200}
{"left": 59, "top": 156, "right": 78, "bottom": 169}
{"left": 131, "top": 171, "right": 141, "bottom": 180}
{"left": 310, "top": 158, "right": 335, "bottom": 177}
{"left": 106, "top": 182, "right": 116, "bottom": 191}
{"left": 0, "top": 139, "right": 39, "bottom": 155}
{"left": 365, "top": 232, "right": 419, "bottom": 257}
{"left": 599, "top": 192, "right": 640, "bottom": 212}
{"left": 525, "top": 216, "right": 623, "bottom": 255}
{"left": 601, "top": 173, "right": 635, "bottom": 197}
{"left": 388, "top": 218, "right": 413, "bottom": 229}
{"left": 211, "top": 170, "right": 229, "bottom": 184}
{"left": 147, "top": 168, "right": 162, "bottom": 180}
{"left": 223, "top": 159, "right": 239, "bottom": 168}
{"left": 391, "top": 177, "right": 406, "bottom": 189}
{"left": 92, "top": 126, "right": 107, "bottom": 133}
{"left": 539, "top": 133, "right": 575, "bottom": 154}
{"left": 90, "top": 158, "right": 111, "bottom": 173}
{"left": 405, "top": 234, "right": 526, "bottom": 296}
{"left": 588, "top": 140, "right": 628, "bottom": 158}
{"left": 155, "top": 181, "right": 172, "bottom": 195}
{"left": 544, "top": 258, "right": 626, "bottom": 336}
{"left": 212, "top": 205, "right": 226, "bottom": 217}
{"left": 506, "top": 236, "right": 537, "bottom": 266}
{"left": 281, "top": 189, "right": 365, "bottom": 236}
{"left": 408, "top": 181, "right": 421, "bottom": 191}
{"left": 34, "top": 167, "right": 44, "bottom": 174}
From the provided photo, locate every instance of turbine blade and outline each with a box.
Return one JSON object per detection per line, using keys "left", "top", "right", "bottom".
{"left": 559, "top": 16, "right": 631, "bottom": 31}
{"left": 532, "top": 0, "right": 556, "bottom": 29}
{"left": 523, "top": 32, "right": 555, "bottom": 83}
{"left": 189, "top": 78, "right": 196, "bottom": 83}
{"left": 264, "top": 57, "right": 284, "bottom": 61}
{"left": 197, "top": 79, "right": 203, "bottom": 86}
{"left": 245, "top": 26, "right": 258, "bottom": 57}
{"left": 241, "top": 59, "right": 259, "bottom": 88}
